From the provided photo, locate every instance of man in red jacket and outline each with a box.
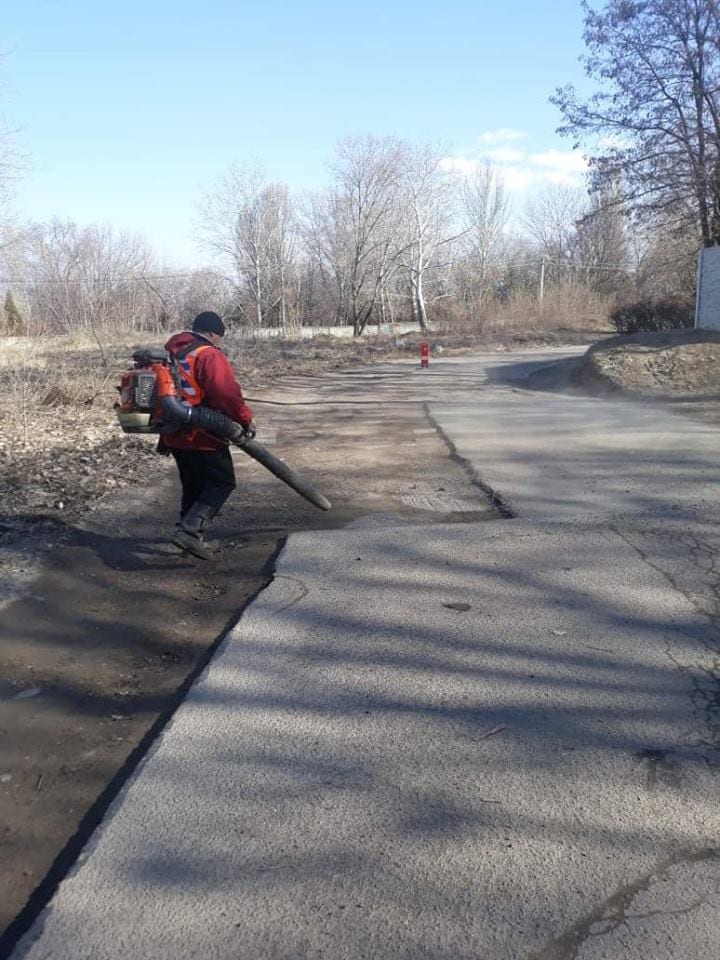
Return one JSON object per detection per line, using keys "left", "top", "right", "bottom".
{"left": 164, "top": 311, "right": 254, "bottom": 559}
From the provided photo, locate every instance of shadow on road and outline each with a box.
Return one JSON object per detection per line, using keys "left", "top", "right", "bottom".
{"left": 18, "top": 516, "right": 719, "bottom": 958}
{"left": 483, "top": 355, "right": 584, "bottom": 394}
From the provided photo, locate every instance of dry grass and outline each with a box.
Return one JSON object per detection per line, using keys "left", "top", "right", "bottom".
{"left": 431, "top": 283, "right": 615, "bottom": 336}
{"left": 484, "top": 284, "right": 615, "bottom": 333}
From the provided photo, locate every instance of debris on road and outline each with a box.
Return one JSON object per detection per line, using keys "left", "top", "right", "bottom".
{"left": 475, "top": 725, "right": 507, "bottom": 741}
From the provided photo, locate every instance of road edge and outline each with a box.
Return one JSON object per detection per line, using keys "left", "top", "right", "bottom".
{"left": 0, "top": 536, "right": 288, "bottom": 960}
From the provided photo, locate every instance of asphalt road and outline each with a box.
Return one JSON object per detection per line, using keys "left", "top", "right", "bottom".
{"left": 12, "top": 353, "right": 720, "bottom": 960}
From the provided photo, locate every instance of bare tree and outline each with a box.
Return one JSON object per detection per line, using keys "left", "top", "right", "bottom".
{"left": 399, "top": 143, "right": 463, "bottom": 329}
{"left": 0, "top": 60, "right": 26, "bottom": 262}
{"left": 461, "top": 162, "right": 510, "bottom": 305}
{"left": 627, "top": 219, "right": 699, "bottom": 301}
{"left": 574, "top": 180, "right": 630, "bottom": 290}
{"left": 0, "top": 122, "right": 18, "bottom": 237}
{"left": 147, "top": 269, "right": 236, "bottom": 329}
{"left": 197, "top": 164, "right": 266, "bottom": 327}
{"left": 522, "top": 185, "right": 587, "bottom": 283}
{"left": 325, "top": 135, "right": 407, "bottom": 335}
{"left": 553, "top": 0, "right": 720, "bottom": 245}
{"left": 197, "top": 164, "right": 299, "bottom": 330}
{"left": 265, "top": 182, "right": 297, "bottom": 329}
{"left": 302, "top": 190, "right": 350, "bottom": 327}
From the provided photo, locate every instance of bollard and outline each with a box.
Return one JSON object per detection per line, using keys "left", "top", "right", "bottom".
{"left": 420, "top": 341, "right": 430, "bottom": 368}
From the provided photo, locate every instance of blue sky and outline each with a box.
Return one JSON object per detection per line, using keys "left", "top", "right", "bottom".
{"left": 3, "top": 0, "right": 589, "bottom": 265}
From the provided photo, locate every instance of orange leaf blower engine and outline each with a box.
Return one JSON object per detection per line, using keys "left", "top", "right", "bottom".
{"left": 114, "top": 347, "right": 177, "bottom": 434}
{"left": 115, "top": 346, "right": 251, "bottom": 442}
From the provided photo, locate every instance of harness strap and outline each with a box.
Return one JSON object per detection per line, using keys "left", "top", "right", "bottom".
{"left": 170, "top": 340, "right": 212, "bottom": 400}
{"left": 171, "top": 338, "right": 211, "bottom": 362}
{"left": 166, "top": 339, "right": 218, "bottom": 445}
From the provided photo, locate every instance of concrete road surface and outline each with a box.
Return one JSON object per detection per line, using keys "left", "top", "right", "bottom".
{"left": 12, "top": 354, "right": 720, "bottom": 960}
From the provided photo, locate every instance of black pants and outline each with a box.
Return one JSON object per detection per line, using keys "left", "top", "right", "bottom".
{"left": 171, "top": 448, "right": 236, "bottom": 517}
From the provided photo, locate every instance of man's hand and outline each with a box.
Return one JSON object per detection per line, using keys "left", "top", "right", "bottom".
{"left": 243, "top": 422, "right": 257, "bottom": 439}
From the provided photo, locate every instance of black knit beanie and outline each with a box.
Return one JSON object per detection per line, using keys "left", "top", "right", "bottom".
{"left": 192, "top": 311, "right": 226, "bottom": 337}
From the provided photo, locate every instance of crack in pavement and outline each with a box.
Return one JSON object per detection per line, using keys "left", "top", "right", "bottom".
{"left": 609, "top": 525, "right": 720, "bottom": 628}
{"left": 264, "top": 573, "right": 310, "bottom": 614}
{"left": 527, "top": 847, "right": 719, "bottom": 960}
{"left": 608, "top": 524, "right": 720, "bottom": 756}
{"left": 663, "top": 644, "right": 720, "bottom": 755}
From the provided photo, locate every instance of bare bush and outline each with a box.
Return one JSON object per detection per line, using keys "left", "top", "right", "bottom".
{"left": 610, "top": 300, "right": 694, "bottom": 335}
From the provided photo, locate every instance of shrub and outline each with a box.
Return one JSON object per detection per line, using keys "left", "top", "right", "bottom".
{"left": 3, "top": 291, "right": 27, "bottom": 336}
{"left": 610, "top": 299, "right": 693, "bottom": 335}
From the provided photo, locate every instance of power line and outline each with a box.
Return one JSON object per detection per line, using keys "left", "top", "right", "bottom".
{"left": 0, "top": 272, "right": 217, "bottom": 285}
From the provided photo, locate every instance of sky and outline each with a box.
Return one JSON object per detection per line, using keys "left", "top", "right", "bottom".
{"left": 3, "top": 0, "right": 590, "bottom": 266}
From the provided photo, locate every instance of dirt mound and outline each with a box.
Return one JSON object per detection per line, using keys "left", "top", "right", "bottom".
{"left": 576, "top": 329, "right": 720, "bottom": 399}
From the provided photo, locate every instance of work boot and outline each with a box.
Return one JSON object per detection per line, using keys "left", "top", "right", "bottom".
{"left": 173, "top": 501, "right": 217, "bottom": 560}
{"left": 174, "top": 520, "right": 218, "bottom": 551}
{"left": 175, "top": 511, "right": 215, "bottom": 541}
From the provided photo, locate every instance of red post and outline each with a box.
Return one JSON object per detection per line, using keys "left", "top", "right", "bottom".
{"left": 420, "top": 341, "right": 430, "bottom": 368}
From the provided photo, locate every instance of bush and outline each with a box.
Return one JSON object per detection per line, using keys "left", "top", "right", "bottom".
{"left": 610, "top": 299, "right": 693, "bottom": 335}
{"left": 3, "top": 291, "right": 27, "bottom": 336}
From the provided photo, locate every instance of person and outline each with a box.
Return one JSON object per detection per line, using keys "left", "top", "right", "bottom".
{"left": 162, "top": 311, "right": 254, "bottom": 559}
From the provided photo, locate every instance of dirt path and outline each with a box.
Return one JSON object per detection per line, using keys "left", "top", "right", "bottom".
{"left": 0, "top": 363, "right": 496, "bottom": 948}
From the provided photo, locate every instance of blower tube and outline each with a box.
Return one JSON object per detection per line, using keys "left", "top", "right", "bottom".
{"left": 160, "top": 396, "right": 332, "bottom": 512}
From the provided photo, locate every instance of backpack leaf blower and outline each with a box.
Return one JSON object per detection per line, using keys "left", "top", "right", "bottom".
{"left": 115, "top": 347, "right": 332, "bottom": 512}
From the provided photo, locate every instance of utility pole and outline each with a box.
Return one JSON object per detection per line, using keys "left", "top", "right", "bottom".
{"left": 539, "top": 258, "right": 545, "bottom": 303}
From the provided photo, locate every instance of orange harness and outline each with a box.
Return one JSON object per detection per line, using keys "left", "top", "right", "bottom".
{"left": 170, "top": 342, "right": 212, "bottom": 443}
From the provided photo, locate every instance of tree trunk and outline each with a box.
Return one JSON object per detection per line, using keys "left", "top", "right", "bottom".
{"left": 409, "top": 276, "right": 418, "bottom": 326}
{"left": 254, "top": 256, "right": 263, "bottom": 328}
{"left": 380, "top": 280, "right": 388, "bottom": 326}
{"left": 415, "top": 271, "right": 428, "bottom": 330}
{"left": 352, "top": 288, "right": 361, "bottom": 336}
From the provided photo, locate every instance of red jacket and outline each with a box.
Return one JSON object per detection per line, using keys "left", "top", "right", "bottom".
{"left": 163, "top": 332, "right": 253, "bottom": 451}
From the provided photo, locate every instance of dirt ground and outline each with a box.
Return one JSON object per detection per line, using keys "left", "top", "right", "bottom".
{"left": 574, "top": 328, "right": 720, "bottom": 425}
{"left": 0, "top": 361, "right": 497, "bottom": 949}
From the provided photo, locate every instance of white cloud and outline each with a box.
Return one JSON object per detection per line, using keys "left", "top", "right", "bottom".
{"left": 440, "top": 156, "right": 478, "bottom": 176}
{"left": 502, "top": 167, "right": 538, "bottom": 191}
{"left": 484, "top": 146, "right": 527, "bottom": 165}
{"left": 529, "top": 149, "right": 587, "bottom": 174}
{"left": 443, "top": 135, "right": 588, "bottom": 192}
{"left": 476, "top": 128, "right": 527, "bottom": 145}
